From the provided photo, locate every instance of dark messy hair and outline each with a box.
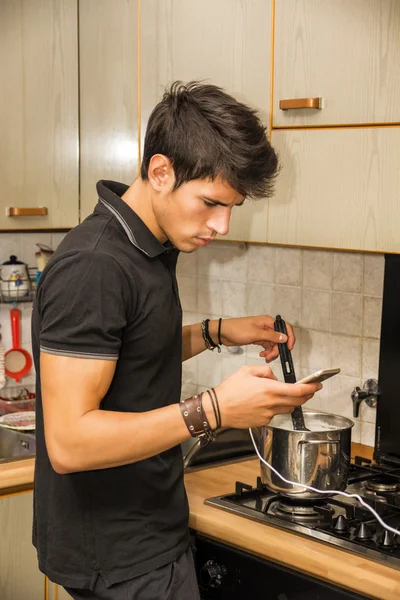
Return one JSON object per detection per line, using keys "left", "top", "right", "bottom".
{"left": 140, "top": 81, "right": 279, "bottom": 199}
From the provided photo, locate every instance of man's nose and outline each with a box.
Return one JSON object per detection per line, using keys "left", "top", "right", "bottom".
{"left": 207, "top": 209, "right": 231, "bottom": 236}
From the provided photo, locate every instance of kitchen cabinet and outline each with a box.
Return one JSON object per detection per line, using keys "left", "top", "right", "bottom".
{"left": 47, "top": 582, "right": 70, "bottom": 600}
{"left": 273, "top": 0, "right": 400, "bottom": 127}
{"left": 0, "top": 491, "right": 44, "bottom": 600}
{"left": 267, "top": 127, "right": 400, "bottom": 252}
{"left": 0, "top": 0, "right": 79, "bottom": 230}
{"left": 79, "top": 0, "right": 139, "bottom": 221}
{"left": 140, "top": 0, "right": 272, "bottom": 243}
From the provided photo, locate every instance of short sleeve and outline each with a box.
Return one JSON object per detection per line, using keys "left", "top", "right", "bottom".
{"left": 38, "top": 250, "right": 131, "bottom": 360}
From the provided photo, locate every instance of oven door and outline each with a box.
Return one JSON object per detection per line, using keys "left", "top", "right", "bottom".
{"left": 192, "top": 534, "right": 368, "bottom": 600}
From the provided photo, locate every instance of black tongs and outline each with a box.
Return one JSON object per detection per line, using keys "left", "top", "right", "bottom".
{"left": 274, "top": 315, "right": 309, "bottom": 431}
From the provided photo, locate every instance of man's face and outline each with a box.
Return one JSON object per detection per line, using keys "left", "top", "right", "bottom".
{"left": 153, "top": 176, "right": 245, "bottom": 253}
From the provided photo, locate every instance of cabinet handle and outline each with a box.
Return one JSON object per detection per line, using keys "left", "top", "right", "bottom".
{"left": 6, "top": 207, "right": 48, "bottom": 217}
{"left": 280, "top": 97, "right": 324, "bottom": 111}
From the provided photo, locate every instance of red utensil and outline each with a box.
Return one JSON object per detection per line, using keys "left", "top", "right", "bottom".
{"left": 5, "top": 307, "right": 32, "bottom": 382}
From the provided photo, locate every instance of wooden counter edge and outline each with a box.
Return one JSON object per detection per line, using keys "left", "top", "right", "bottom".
{"left": 0, "top": 457, "right": 35, "bottom": 494}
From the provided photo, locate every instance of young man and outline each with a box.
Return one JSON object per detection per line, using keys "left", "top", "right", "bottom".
{"left": 32, "top": 81, "right": 320, "bottom": 599}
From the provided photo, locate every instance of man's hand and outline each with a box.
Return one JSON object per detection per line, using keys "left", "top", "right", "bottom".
{"left": 218, "top": 315, "right": 295, "bottom": 363}
{"left": 214, "top": 364, "right": 321, "bottom": 429}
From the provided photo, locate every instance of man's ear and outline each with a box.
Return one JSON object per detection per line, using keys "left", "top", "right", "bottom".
{"left": 147, "top": 154, "right": 175, "bottom": 192}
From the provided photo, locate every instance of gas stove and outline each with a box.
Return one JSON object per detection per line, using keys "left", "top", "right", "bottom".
{"left": 205, "top": 456, "right": 400, "bottom": 570}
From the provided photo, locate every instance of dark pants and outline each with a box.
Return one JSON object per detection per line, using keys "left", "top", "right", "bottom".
{"left": 64, "top": 546, "right": 200, "bottom": 600}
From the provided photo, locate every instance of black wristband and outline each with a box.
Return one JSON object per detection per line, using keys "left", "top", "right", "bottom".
{"left": 210, "top": 387, "right": 222, "bottom": 429}
{"left": 201, "top": 319, "right": 221, "bottom": 352}
{"left": 207, "top": 389, "right": 219, "bottom": 430}
{"left": 217, "top": 318, "right": 222, "bottom": 346}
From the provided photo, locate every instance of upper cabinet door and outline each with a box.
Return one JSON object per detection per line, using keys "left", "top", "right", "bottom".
{"left": 273, "top": 0, "right": 400, "bottom": 127}
{"left": 268, "top": 128, "right": 400, "bottom": 253}
{"left": 140, "top": 0, "right": 272, "bottom": 243}
{"left": 79, "top": 0, "right": 139, "bottom": 221}
{"left": 0, "top": 0, "right": 79, "bottom": 230}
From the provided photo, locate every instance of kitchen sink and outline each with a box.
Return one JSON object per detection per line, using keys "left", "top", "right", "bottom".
{"left": 0, "top": 426, "right": 36, "bottom": 463}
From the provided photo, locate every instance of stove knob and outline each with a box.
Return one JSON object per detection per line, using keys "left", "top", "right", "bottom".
{"left": 378, "top": 530, "right": 397, "bottom": 548}
{"left": 355, "top": 522, "right": 373, "bottom": 541}
{"left": 199, "top": 560, "right": 226, "bottom": 588}
{"left": 334, "top": 515, "right": 349, "bottom": 534}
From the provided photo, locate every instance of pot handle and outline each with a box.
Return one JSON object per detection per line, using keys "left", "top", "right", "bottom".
{"left": 297, "top": 439, "right": 340, "bottom": 453}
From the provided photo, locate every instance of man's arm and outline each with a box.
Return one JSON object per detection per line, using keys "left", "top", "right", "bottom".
{"left": 182, "top": 320, "right": 220, "bottom": 361}
{"left": 41, "top": 352, "right": 199, "bottom": 474}
{"left": 182, "top": 315, "right": 294, "bottom": 362}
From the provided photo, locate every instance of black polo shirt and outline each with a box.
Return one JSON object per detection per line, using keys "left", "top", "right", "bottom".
{"left": 31, "top": 180, "right": 189, "bottom": 590}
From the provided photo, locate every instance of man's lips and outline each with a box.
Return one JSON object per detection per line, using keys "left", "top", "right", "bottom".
{"left": 195, "top": 237, "right": 214, "bottom": 246}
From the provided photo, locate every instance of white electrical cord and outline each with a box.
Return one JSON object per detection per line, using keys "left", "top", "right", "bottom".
{"left": 249, "top": 428, "right": 400, "bottom": 536}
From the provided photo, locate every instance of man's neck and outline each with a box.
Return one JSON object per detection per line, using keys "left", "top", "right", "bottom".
{"left": 121, "top": 178, "right": 167, "bottom": 243}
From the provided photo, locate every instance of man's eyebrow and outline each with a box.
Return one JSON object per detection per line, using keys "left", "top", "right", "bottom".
{"left": 203, "top": 196, "right": 246, "bottom": 207}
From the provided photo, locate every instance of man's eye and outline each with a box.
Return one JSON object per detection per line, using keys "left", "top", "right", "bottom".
{"left": 204, "top": 201, "right": 215, "bottom": 208}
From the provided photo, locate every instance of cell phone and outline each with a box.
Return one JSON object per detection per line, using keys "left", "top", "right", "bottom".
{"left": 297, "top": 368, "right": 340, "bottom": 385}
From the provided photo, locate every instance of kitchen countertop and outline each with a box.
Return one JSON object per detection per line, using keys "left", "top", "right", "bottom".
{"left": 1, "top": 444, "right": 399, "bottom": 598}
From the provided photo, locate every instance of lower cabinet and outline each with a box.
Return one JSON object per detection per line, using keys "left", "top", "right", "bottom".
{"left": 47, "top": 581, "right": 71, "bottom": 599}
{"left": 0, "top": 491, "right": 44, "bottom": 600}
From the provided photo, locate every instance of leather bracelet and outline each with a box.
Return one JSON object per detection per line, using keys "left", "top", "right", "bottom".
{"left": 179, "top": 394, "right": 204, "bottom": 437}
{"left": 179, "top": 394, "right": 216, "bottom": 446}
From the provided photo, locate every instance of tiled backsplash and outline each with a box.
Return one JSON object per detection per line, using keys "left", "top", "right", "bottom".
{"left": 0, "top": 232, "right": 66, "bottom": 390}
{"left": 178, "top": 242, "right": 384, "bottom": 448}
{"left": 0, "top": 233, "right": 383, "bottom": 448}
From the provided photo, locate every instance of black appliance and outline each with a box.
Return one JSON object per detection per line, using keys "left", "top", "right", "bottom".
{"left": 374, "top": 254, "right": 400, "bottom": 466}
{"left": 193, "top": 533, "right": 367, "bottom": 599}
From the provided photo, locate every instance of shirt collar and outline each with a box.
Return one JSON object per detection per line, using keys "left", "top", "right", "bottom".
{"left": 96, "top": 180, "right": 174, "bottom": 258}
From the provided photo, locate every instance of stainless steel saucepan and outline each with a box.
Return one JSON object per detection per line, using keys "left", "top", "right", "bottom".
{"left": 257, "top": 410, "right": 354, "bottom": 500}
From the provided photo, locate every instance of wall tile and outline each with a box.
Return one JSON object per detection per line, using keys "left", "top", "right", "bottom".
{"left": 247, "top": 244, "right": 275, "bottom": 283}
{"left": 363, "top": 254, "right": 384, "bottom": 297}
{"left": 197, "top": 243, "right": 224, "bottom": 278}
{"left": 177, "top": 251, "right": 197, "bottom": 277}
{"left": 331, "top": 292, "right": 362, "bottom": 336}
{"left": 222, "top": 281, "right": 247, "bottom": 318}
{"left": 274, "top": 285, "right": 302, "bottom": 327}
{"left": 178, "top": 276, "right": 197, "bottom": 312}
{"left": 320, "top": 375, "right": 360, "bottom": 420}
{"left": 362, "top": 296, "right": 382, "bottom": 339}
{"left": 197, "top": 349, "right": 223, "bottom": 388}
{"left": 362, "top": 338, "right": 380, "bottom": 381}
{"left": 182, "top": 356, "right": 197, "bottom": 387}
{"left": 359, "top": 401, "right": 377, "bottom": 424}
{"left": 302, "top": 249, "right": 332, "bottom": 290}
{"left": 246, "top": 282, "right": 273, "bottom": 317}
{"left": 222, "top": 353, "right": 246, "bottom": 379}
{"left": 351, "top": 419, "right": 361, "bottom": 444}
{"left": 300, "top": 329, "right": 331, "bottom": 371}
{"left": 182, "top": 311, "right": 198, "bottom": 327}
{"left": 274, "top": 248, "right": 302, "bottom": 286}
{"left": 361, "top": 421, "right": 376, "bottom": 447}
{"left": 219, "top": 243, "right": 248, "bottom": 282}
{"left": 301, "top": 288, "right": 330, "bottom": 331}
{"left": 197, "top": 277, "right": 222, "bottom": 315}
{"left": 330, "top": 334, "right": 361, "bottom": 377}
{"left": 332, "top": 252, "right": 363, "bottom": 293}
{"left": 0, "top": 233, "right": 22, "bottom": 264}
